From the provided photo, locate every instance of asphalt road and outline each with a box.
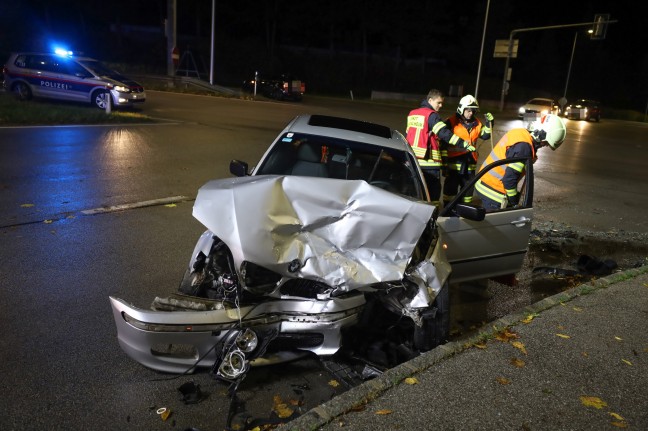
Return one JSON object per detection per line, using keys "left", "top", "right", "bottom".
{"left": 0, "top": 91, "right": 646, "bottom": 430}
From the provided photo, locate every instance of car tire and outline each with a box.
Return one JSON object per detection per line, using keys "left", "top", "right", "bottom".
{"left": 413, "top": 281, "right": 450, "bottom": 351}
{"left": 92, "top": 90, "right": 110, "bottom": 109}
{"left": 13, "top": 82, "right": 32, "bottom": 101}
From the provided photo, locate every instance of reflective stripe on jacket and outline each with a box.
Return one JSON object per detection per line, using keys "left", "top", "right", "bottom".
{"left": 406, "top": 107, "right": 442, "bottom": 168}
{"left": 475, "top": 129, "right": 535, "bottom": 201}
{"left": 446, "top": 115, "right": 482, "bottom": 159}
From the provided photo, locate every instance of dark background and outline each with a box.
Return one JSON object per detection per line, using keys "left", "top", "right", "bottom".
{"left": 1, "top": 0, "right": 646, "bottom": 109}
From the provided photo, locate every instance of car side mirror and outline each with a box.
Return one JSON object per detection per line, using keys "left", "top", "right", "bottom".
{"left": 230, "top": 159, "right": 249, "bottom": 177}
{"left": 454, "top": 204, "right": 485, "bottom": 222}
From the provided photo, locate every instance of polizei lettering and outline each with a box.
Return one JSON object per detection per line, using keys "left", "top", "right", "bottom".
{"left": 40, "top": 80, "right": 71, "bottom": 90}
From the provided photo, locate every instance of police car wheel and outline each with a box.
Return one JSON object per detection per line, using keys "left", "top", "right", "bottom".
{"left": 14, "top": 82, "right": 32, "bottom": 101}
{"left": 92, "top": 90, "right": 109, "bottom": 109}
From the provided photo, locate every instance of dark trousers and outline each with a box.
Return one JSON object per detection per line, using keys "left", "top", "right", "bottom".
{"left": 421, "top": 168, "right": 441, "bottom": 204}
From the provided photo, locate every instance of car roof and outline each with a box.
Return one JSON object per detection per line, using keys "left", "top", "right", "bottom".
{"left": 10, "top": 52, "right": 98, "bottom": 62}
{"left": 282, "top": 114, "right": 408, "bottom": 151}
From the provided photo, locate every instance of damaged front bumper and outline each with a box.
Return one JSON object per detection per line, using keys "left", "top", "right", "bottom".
{"left": 110, "top": 292, "right": 366, "bottom": 374}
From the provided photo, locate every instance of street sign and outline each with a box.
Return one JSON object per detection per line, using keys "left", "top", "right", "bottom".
{"left": 494, "top": 39, "right": 519, "bottom": 58}
{"left": 592, "top": 13, "right": 610, "bottom": 40}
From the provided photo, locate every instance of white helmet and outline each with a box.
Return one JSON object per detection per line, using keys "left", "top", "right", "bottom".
{"left": 529, "top": 114, "right": 567, "bottom": 150}
{"left": 457, "top": 95, "right": 479, "bottom": 115}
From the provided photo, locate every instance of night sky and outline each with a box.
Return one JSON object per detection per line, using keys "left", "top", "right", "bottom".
{"left": 1, "top": 0, "right": 646, "bottom": 110}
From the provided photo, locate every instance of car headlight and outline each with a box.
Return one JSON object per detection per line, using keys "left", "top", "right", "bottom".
{"left": 113, "top": 85, "right": 130, "bottom": 93}
{"left": 541, "top": 109, "right": 549, "bottom": 116}
{"left": 518, "top": 107, "right": 525, "bottom": 114}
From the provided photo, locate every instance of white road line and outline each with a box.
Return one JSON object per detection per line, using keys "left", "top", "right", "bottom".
{"left": 81, "top": 196, "right": 192, "bottom": 215}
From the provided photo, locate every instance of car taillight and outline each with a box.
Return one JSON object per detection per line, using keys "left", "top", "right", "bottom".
{"left": 301, "top": 82, "right": 305, "bottom": 93}
{"left": 283, "top": 82, "right": 288, "bottom": 91}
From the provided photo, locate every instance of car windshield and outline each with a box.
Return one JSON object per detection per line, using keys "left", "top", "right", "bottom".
{"left": 78, "top": 59, "right": 122, "bottom": 78}
{"left": 255, "top": 132, "right": 425, "bottom": 199}
{"left": 529, "top": 99, "right": 551, "bottom": 105}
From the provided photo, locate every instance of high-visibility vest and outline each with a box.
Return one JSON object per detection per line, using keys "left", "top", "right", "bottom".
{"left": 476, "top": 129, "right": 535, "bottom": 200}
{"left": 406, "top": 107, "right": 442, "bottom": 168}
{"left": 446, "top": 115, "right": 482, "bottom": 159}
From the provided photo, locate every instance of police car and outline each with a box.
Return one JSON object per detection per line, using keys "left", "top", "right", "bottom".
{"left": 2, "top": 51, "right": 146, "bottom": 109}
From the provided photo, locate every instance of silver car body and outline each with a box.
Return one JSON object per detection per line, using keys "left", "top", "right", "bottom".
{"left": 110, "top": 114, "right": 533, "bottom": 373}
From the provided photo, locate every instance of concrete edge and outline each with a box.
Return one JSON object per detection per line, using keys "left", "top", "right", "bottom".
{"left": 278, "top": 265, "right": 648, "bottom": 431}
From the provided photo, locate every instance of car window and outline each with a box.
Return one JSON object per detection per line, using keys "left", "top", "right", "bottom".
{"left": 255, "top": 132, "right": 425, "bottom": 199}
{"left": 78, "top": 60, "right": 119, "bottom": 78}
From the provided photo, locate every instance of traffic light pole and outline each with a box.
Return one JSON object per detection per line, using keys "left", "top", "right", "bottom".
{"left": 499, "top": 20, "right": 617, "bottom": 111}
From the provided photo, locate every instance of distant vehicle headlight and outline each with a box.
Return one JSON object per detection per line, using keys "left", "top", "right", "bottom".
{"left": 518, "top": 107, "right": 525, "bottom": 114}
{"left": 540, "top": 109, "right": 549, "bottom": 116}
{"left": 113, "top": 85, "right": 130, "bottom": 93}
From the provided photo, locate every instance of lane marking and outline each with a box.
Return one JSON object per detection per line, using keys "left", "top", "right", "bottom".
{"left": 81, "top": 196, "right": 192, "bottom": 215}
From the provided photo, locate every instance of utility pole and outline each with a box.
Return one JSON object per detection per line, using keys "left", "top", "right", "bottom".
{"left": 474, "top": 0, "right": 490, "bottom": 99}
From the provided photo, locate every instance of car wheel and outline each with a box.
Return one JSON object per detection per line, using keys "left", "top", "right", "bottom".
{"left": 413, "top": 281, "right": 450, "bottom": 351}
{"left": 13, "top": 82, "right": 32, "bottom": 101}
{"left": 594, "top": 114, "right": 600, "bottom": 122}
{"left": 92, "top": 90, "right": 110, "bottom": 109}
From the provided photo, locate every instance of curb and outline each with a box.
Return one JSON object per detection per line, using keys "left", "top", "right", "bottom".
{"left": 279, "top": 265, "right": 648, "bottom": 431}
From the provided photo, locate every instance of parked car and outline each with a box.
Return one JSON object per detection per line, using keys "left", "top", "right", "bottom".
{"left": 564, "top": 99, "right": 601, "bottom": 122}
{"left": 242, "top": 73, "right": 304, "bottom": 101}
{"left": 109, "top": 114, "right": 535, "bottom": 374}
{"left": 2, "top": 51, "right": 146, "bottom": 109}
{"left": 518, "top": 98, "right": 560, "bottom": 119}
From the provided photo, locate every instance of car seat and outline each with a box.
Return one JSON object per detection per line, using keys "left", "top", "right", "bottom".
{"left": 291, "top": 142, "right": 328, "bottom": 177}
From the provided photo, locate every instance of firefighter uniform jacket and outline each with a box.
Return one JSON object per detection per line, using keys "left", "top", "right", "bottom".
{"left": 406, "top": 100, "right": 464, "bottom": 169}
{"left": 475, "top": 128, "right": 536, "bottom": 204}
{"left": 406, "top": 106, "right": 443, "bottom": 168}
{"left": 445, "top": 114, "right": 491, "bottom": 171}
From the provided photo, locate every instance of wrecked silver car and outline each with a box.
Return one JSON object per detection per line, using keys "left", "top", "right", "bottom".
{"left": 110, "top": 114, "right": 534, "bottom": 379}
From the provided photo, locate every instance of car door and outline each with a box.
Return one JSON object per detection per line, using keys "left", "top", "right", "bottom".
{"left": 437, "top": 157, "right": 534, "bottom": 284}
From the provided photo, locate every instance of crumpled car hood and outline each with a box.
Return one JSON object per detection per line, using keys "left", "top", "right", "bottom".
{"left": 192, "top": 175, "right": 436, "bottom": 291}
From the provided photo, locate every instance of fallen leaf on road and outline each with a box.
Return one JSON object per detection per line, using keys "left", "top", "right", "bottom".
{"left": 164, "top": 203, "right": 177, "bottom": 208}
{"left": 20, "top": 203, "right": 34, "bottom": 207}
{"left": 474, "top": 342, "right": 487, "bottom": 349}
{"left": 621, "top": 359, "right": 632, "bottom": 366}
{"left": 611, "top": 421, "right": 629, "bottom": 428}
{"left": 272, "top": 395, "right": 294, "bottom": 419}
{"left": 44, "top": 219, "right": 53, "bottom": 224}
{"left": 610, "top": 413, "right": 625, "bottom": 421}
{"left": 521, "top": 313, "right": 538, "bottom": 324}
{"left": 556, "top": 333, "right": 571, "bottom": 339}
{"left": 495, "top": 329, "right": 519, "bottom": 342}
{"left": 572, "top": 306, "right": 582, "bottom": 312}
{"left": 511, "top": 341, "right": 527, "bottom": 355}
{"left": 375, "top": 409, "right": 393, "bottom": 415}
{"left": 580, "top": 396, "right": 607, "bottom": 409}
{"left": 511, "top": 358, "right": 525, "bottom": 368}
{"left": 582, "top": 352, "right": 589, "bottom": 357}
{"left": 496, "top": 377, "right": 511, "bottom": 385}
{"left": 404, "top": 377, "right": 419, "bottom": 385}
{"left": 328, "top": 379, "right": 340, "bottom": 388}
{"left": 614, "top": 336, "right": 623, "bottom": 341}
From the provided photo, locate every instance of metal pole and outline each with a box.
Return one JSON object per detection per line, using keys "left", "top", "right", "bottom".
{"left": 209, "top": 0, "right": 215, "bottom": 85}
{"left": 499, "top": 32, "right": 514, "bottom": 111}
{"left": 563, "top": 32, "right": 578, "bottom": 98}
{"left": 475, "top": 0, "right": 490, "bottom": 99}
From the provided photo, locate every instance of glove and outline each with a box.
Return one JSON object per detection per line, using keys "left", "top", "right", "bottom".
{"left": 507, "top": 193, "right": 520, "bottom": 207}
{"left": 485, "top": 112, "right": 494, "bottom": 127}
{"left": 463, "top": 140, "right": 476, "bottom": 152}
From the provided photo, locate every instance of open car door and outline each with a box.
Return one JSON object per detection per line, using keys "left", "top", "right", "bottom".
{"left": 437, "top": 157, "right": 534, "bottom": 284}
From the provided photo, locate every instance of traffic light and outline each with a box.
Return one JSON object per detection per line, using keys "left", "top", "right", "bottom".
{"left": 592, "top": 14, "right": 610, "bottom": 40}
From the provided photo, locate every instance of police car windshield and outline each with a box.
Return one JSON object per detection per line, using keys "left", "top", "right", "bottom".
{"left": 78, "top": 60, "right": 120, "bottom": 78}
